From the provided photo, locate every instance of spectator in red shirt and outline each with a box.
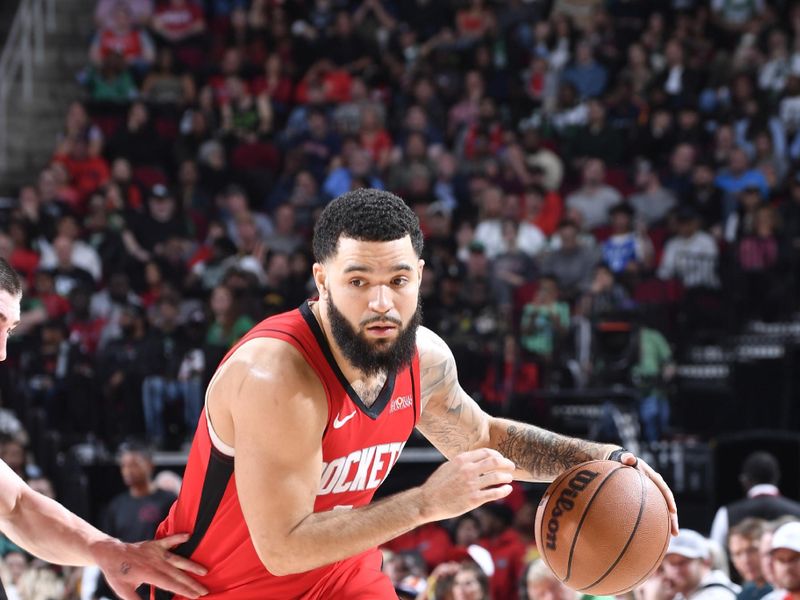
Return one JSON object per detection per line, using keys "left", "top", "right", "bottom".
{"left": 359, "top": 104, "right": 392, "bottom": 172}
{"left": 51, "top": 139, "right": 111, "bottom": 212}
{"left": 89, "top": 2, "right": 155, "bottom": 70}
{"left": 151, "top": 0, "right": 206, "bottom": 48}
{"left": 382, "top": 522, "right": 454, "bottom": 572}
{"left": 477, "top": 501, "right": 528, "bottom": 600}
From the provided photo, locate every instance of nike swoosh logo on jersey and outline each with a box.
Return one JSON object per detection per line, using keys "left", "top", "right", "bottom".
{"left": 333, "top": 410, "right": 357, "bottom": 429}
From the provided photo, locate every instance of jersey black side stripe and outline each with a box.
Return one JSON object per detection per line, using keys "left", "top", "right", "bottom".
{"left": 154, "top": 322, "right": 310, "bottom": 599}
{"left": 153, "top": 446, "right": 234, "bottom": 600}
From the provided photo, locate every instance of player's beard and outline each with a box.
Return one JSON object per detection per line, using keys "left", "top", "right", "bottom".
{"left": 327, "top": 291, "right": 422, "bottom": 377}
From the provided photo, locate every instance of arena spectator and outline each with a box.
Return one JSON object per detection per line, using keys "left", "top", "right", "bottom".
{"left": 729, "top": 518, "right": 772, "bottom": 600}
{"left": 711, "top": 452, "right": 800, "bottom": 552}
{"left": 566, "top": 159, "right": 623, "bottom": 231}
{"left": 93, "top": 442, "right": 176, "bottom": 598}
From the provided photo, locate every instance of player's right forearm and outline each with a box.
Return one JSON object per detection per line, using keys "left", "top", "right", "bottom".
{"left": 252, "top": 486, "right": 429, "bottom": 576}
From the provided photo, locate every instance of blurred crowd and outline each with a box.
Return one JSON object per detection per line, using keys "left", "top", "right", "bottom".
{"left": 2, "top": 0, "right": 800, "bottom": 596}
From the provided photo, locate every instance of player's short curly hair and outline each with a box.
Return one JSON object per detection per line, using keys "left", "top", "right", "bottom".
{"left": 312, "top": 188, "right": 424, "bottom": 262}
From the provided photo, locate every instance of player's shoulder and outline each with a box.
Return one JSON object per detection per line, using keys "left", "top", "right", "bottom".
{"left": 416, "top": 326, "right": 455, "bottom": 366}
{"left": 216, "top": 336, "right": 318, "bottom": 392}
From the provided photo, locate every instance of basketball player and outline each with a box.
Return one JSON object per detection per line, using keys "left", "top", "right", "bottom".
{"left": 0, "top": 258, "right": 208, "bottom": 600}
{"left": 155, "top": 189, "right": 678, "bottom": 598}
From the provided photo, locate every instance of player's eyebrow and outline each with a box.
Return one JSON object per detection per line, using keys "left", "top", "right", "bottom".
{"left": 0, "top": 313, "right": 20, "bottom": 328}
{"left": 343, "top": 263, "right": 413, "bottom": 274}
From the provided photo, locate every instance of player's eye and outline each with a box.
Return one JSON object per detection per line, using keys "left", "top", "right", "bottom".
{"left": 349, "top": 279, "right": 364, "bottom": 287}
{"left": 392, "top": 277, "right": 409, "bottom": 286}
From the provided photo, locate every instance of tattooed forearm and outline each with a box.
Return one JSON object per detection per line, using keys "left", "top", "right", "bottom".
{"left": 495, "top": 421, "right": 605, "bottom": 480}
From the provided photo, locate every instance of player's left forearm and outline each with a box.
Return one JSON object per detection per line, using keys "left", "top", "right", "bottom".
{"left": 488, "top": 418, "right": 619, "bottom": 482}
{"left": 0, "top": 485, "right": 111, "bottom": 566}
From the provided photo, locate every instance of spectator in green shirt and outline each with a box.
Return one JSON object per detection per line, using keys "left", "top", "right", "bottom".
{"left": 519, "top": 276, "right": 570, "bottom": 386}
{"left": 205, "top": 284, "right": 255, "bottom": 351}
{"left": 633, "top": 325, "right": 676, "bottom": 442}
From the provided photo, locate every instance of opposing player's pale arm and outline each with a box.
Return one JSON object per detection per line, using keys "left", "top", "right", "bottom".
{"left": 0, "top": 459, "right": 208, "bottom": 600}
{"left": 414, "top": 326, "right": 679, "bottom": 533}
{"left": 228, "top": 339, "right": 516, "bottom": 576}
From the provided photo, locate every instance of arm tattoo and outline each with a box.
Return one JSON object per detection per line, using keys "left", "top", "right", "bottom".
{"left": 120, "top": 562, "right": 131, "bottom": 575}
{"left": 496, "top": 423, "right": 598, "bottom": 480}
{"left": 417, "top": 333, "right": 482, "bottom": 456}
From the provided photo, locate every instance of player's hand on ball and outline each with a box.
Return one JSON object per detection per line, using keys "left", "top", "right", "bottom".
{"left": 93, "top": 534, "right": 208, "bottom": 600}
{"left": 613, "top": 450, "right": 679, "bottom": 535}
{"left": 420, "top": 448, "right": 515, "bottom": 521}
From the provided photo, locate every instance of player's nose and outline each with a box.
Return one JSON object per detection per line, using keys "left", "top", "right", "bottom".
{"left": 368, "top": 284, "right": 393, "bottom": 313}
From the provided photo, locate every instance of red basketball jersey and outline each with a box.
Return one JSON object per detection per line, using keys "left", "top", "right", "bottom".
{"left": 153, "top": 302, "right": 421, "bottom": 599}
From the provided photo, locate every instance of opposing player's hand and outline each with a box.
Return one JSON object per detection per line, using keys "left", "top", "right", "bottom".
{"left": 615, "top": 451, "right": 679, "bottom": 535}
{"left": 92, "top": 534, "right": 208, "bottom": 600}
{"left": 420, "top": 448, "right": 515, "bottom": 522}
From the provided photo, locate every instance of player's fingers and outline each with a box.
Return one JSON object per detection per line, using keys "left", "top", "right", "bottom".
{"left": 480, "top": 483, "right": 513, "bottom": 503}
{"left": 474, "top": 453, "right": 516, "bottom": 473}
{"left": 639, "top": 461, "right": 680, "bottom": 534}
{"left": 456, "top": 447, "right": 502, "bottom": 463}
{"left": 164, "top": 551, "right": 209, "bottom": 576}
{"left": 150, "top": 570, "right": 208, "bottom": 598}
{"left": 619, "top": 451, "right": 639, "bottom": 467}
{"left": 477, "top": 470, "right": 514, "bottom": 489}
{"left": 155, "top": 533, "right": 191, "bottom": 548}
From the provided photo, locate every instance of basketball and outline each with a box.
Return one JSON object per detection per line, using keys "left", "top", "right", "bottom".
{"left": 534, "top": 459, "right": 671, "bottom": 596}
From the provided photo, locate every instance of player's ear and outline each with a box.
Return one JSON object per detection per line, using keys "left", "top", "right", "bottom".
{"left": 312, "top": 262, "right": 328, "bottom": 299}
{"left": 417, "top": 258, "right": 425, "bottom": 281}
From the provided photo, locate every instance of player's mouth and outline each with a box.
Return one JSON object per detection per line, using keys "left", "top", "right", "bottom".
{"left": 365, "top": 323, "right": 398, "bottom": 337}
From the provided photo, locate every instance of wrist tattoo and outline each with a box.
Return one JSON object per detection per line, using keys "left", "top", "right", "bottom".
{"left": 497, "top": 424, "right": 596, "bottom": 479}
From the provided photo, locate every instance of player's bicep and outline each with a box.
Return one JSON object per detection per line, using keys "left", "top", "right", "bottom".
{"left": 415, "top": 327, "right": 489, "bottom": 458}
{"left": 0, "top": 460, "right": 26, "bottom": 517}
{"left": 226, "top": 357, "right": 326, "bottom": 567}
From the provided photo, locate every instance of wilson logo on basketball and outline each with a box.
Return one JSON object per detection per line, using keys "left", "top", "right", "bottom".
{"left": 390, "top": 395, "right": 413, "bottom": 413}
{"left": 544, "top": 469, "right": 599, "bottom": 551}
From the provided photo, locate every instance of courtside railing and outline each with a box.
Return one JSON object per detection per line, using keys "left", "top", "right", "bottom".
{"left": 0, "top": 0, "right": 56, "bottom": 173}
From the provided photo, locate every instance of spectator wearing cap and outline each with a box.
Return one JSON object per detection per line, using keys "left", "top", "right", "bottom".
{"left": 662, "top": 529, "right": 741, "bottom": 600}
{"left": 710, "top": 452, "right": 800, "bottom": 553}
{"left": 122, "top": 184, "right": 191, "bottom": 268}
{"left": 769, "top": 522, "right": 800, "bottom": 600}
{"left": 630, "top": 158, "right": 678, "bottom": 228}
{"left": 565, "top": 159, "right": 623, "bottom": 231}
